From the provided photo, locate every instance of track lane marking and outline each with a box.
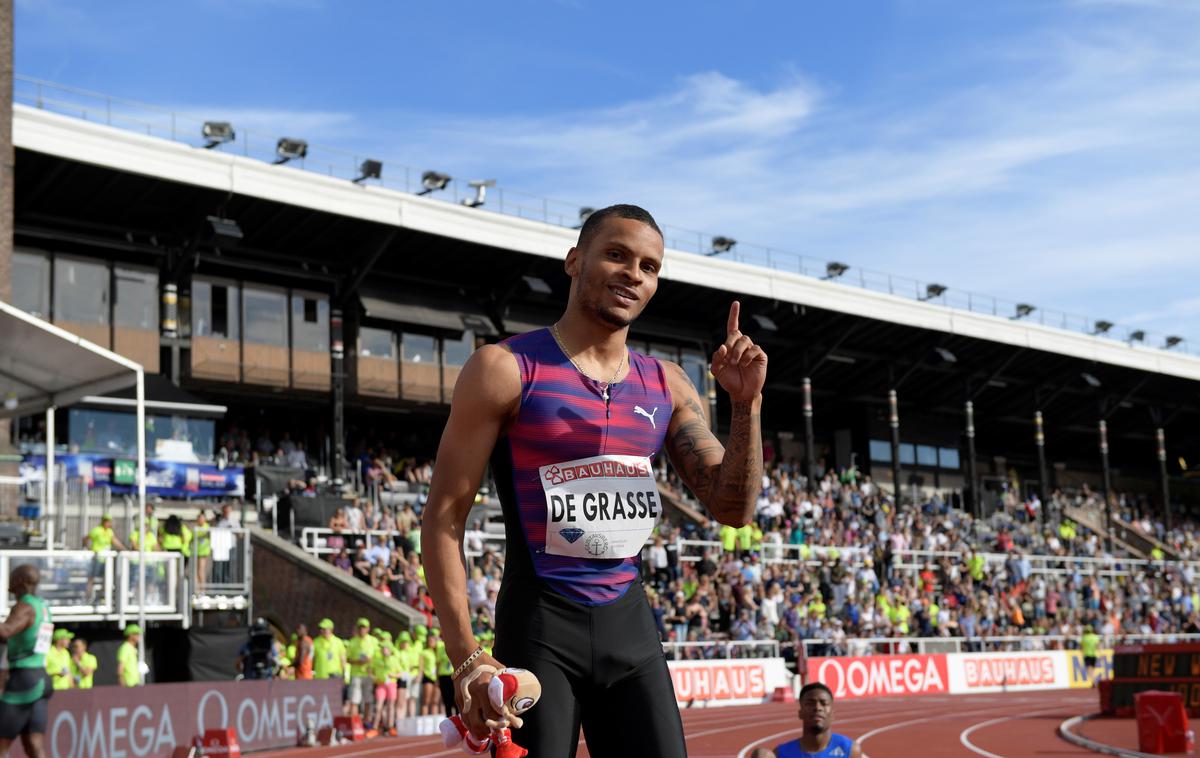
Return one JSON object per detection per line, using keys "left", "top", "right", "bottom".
{"left": 958, "top": 706, "right": 1069, "bottom": 758}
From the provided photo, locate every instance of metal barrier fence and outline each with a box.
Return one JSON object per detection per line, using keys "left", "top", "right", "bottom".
{"left": 299, "top": 527, "right": 505, "bottom": 561}
{"left": 0, "top": 549, "right": 187, "bottom": 624}
{"left": 13, "top": 74, "right": 1193, "bottom": 356}
{"left": 662, "top": 640, "right": 781, "bottom": 660}
{"left": 191, "top": 527, "right": 253, "bottom": 613}
{"left": 799, "top": 632, "right": 1200, "bottom": 658}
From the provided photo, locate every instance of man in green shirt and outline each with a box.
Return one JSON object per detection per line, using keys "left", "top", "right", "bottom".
{"left": 84, "top": 515, "right": 126, "bottom": 602}
{"left": 117, "top": 625, "right": 142, "bottom": 687}
{"left": 345, "top": 619, "right": 378, "bottom": 719}
{"left": 312, "top": 619, "right": 347, "bottom": 683}
{"left": 1080, "top": 624, "right": 1101, "bottom": 671}
{"left": 70, "top": 639, "right": 98, "bottom": 690}
{"left": 0, "top": 564, "right": 54, "bottom": 757}
{"left": 394, "top": 632, "right": 419, "bottom": 719}
{"left": 45, "top": 630, "right": 74, "bottom": 690}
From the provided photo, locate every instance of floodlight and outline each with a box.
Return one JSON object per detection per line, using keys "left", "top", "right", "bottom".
{"left": 1129, "top": 330, "right": 1146, "bottom": 343}
{"left": 1092, "top": 320, "right": 1113, "bottom": 335}
{"left": 522, "top": 275, "right": 552, "bottom": 295}
{"left": 922, "top": 284, "right": 947, "bottom": 301}
{"left": 202, "top": 121, "right": 235, "bottom": 149}
{"left": 706, "top": 236, "right": 737, "bottom": 256}
{"left": 353, "top": 159, "right": 383, "bottom": 184}
{"left": 1080, "top": 372, "right": 1101, "bottom": 388}
{"left": 824, "top": 262, "right": 849, "bottom": 280}
{"left": 751, "top": 314, "right": 778, "bottom": 332}
{"left": 418, "top": 171, "right": 452, "bottom": 195}
{"left": 274, "top": 138, "right": 308, "bottom": 165}
{"left": 207, "top": 215, "right": 243, "bottom": 240}
{"left": 1165, "top": 336, "right": 1183, "bottom": 349}
{"left": 934, "top": 347, "right": 957, "bottom": 363}
{"left": 1012, "top": 303, "right": 1035, "bottom": 320}
{"left": 462, "top": 179, "right": 496, "bottom": 208}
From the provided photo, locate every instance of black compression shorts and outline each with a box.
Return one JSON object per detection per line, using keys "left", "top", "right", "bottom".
{"left": 493, "top": 580, "right": 686, "bottom": 758}
{"left": 0, "top": 669, "right": 53, "bottom": 740}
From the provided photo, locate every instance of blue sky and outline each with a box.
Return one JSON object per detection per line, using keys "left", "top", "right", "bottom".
{"left": 15, "top": 0, "right": 1200, "bottom": 346}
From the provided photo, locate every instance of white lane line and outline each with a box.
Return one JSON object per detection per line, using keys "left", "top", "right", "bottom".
{"left": 856, "top": 703, "right": 1038, "bottom": 758}
{"left": 959, "top": 706, "right": 1066, "bottom": 758}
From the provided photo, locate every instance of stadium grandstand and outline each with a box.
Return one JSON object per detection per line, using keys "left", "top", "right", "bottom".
{"left": 3, "top": 76, "right": 1200, "bottom": 753}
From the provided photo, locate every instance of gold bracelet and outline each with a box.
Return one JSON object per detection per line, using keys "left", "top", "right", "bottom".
{"left": 451, "top": 646, "right": 485, "bottom": 681}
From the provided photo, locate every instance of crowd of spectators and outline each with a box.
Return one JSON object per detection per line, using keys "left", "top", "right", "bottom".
{"left": 300, "top": 453, "right": 1200, "bottom": 666}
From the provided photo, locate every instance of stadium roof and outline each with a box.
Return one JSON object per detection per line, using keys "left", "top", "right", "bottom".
{"left": 14, "top": 103, "right": 1200, "bottom": 384}
{"left": 0, "top": 299, "right": 142, "bottom": 419}
{"left": 11, "top": 99, "right": 1200, "bottom": 477}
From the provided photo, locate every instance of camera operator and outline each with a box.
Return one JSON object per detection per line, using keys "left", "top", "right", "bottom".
{"left": 237, "top": 618, "right": 278, "bottom": 680}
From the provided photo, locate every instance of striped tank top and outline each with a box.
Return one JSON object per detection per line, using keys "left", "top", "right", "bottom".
{"left": 490, "top": 328, "right": 672, "bottom": 605}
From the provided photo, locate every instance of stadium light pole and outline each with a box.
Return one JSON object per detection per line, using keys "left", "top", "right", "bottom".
{"left": 0, "top": 0, "right": 16, "bottom": 501}
{"left": 965, "top": 400, "right": 979, "bottom": 520}
{"left": 803, "top": 378, "right": 815, "bottom": 489}
{"left": 330, "top": 309, "right": 345, "bottom": 483}
{"left": 888, "top": 389, "right": 902, "bottom": 506}
{"left": 1034, "top": 411, "right": 1049, "bottom": 519}
{"left": 1156, "top": 427, "right": 1171, "bottom": 531}
{"left": 1099, "top": 419, "right": 1113, "bottom": 555}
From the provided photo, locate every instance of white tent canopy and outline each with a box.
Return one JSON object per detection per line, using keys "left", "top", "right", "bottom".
{"left": 0, "top": 299, "right": 150, "bottom": 681}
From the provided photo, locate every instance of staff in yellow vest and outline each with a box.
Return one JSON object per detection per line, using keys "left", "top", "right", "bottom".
{"left": 435, "top": 639, "right": 455, "bottom": 718}
{"left": 346, "top": 618, "right": 378, "bottom": 720}
{"left": 418, "top": 629, "right": 440, "bottom": 716}
{"left": 312, "top": 618, "right": 347, "bottom": 682}
{"left": 117, "top": 625, "right": 142, "bottom": 687}
{"left": 394, "top": 632, "right": 420, "bottom": 719}
{"left": 46, "top": 629, "right": 74, "bottom": 690}
{"left": 193, "top": 512, "right": 212, "bottom": 592}
{"left": 70, "top": 638, "right": 98, "bottom": 689}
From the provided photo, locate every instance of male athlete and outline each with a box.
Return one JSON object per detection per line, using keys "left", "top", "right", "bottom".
{"left": 0, "top": 565, "right": 54, "bottom": 758}
{"left": 423, "top": 204, "right": 767, "bottom": 756}
{"left": 753, "top": 683, "right": 860, "bottom": 758}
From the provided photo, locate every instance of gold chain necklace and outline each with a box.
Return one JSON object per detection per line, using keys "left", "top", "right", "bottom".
{"left": 551, "top": 323, "right": 626, "bottom": 402}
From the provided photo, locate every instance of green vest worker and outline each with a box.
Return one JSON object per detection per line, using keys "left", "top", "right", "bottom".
{"left": 117, "top": 625, "right": 143, "bottom": 687}
{"left": 312, "top": 619, "right": 347, "bottom": 680}
{"left": 46, "top": 630, "right": 74, "bottom": 690}
{"left": 70, "top": 640, "right": 98, "bottom": 690}
{"left": 0, "top": 564, "right": 55, "bottom": 753}
{"left": 1080, "top": 625, "right": 1101, "bottom": 668}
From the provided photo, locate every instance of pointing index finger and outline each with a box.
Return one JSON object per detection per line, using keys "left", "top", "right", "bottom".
{"left": 728, "top": 300, "right": 740, "bottom": 336}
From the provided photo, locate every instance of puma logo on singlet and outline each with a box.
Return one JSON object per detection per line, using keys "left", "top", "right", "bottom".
{"left": 634, "top": 405, "right": 658, "bottom": 429}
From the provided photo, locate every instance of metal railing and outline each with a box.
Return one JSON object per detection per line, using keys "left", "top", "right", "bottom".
{"left": 798, "top": 632, "right": 1200, "bottom": 658}
{"left": 891, "top": 548, "right": 1200, "bottom": 579}
{"left": 190, "top": 527, "right": 253, "bottom": 613}
{"left": 0, "top": 549, "right": 187, "bottom": 625}
{"left": 677, "top": 538, "right": 868, "bottom": 565}
{"left": 12, "top": 74, "right": 1195, "bottom": 356}
{"left": 663, "top": 640, "right": 781, "bottom": 660}
{"left": 298, "top": 527, "right": 506, "bottom": 561}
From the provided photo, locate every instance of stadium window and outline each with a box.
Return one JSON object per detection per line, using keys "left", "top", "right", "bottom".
{"left": 869, "top": 439, "right": 892, "bottom": 463}
{"left": 192, "top": 279, "right": 240, "bottom": 339}
{"left": 939, "top": 447, "right": 961, "bottom": 469}
{"left": 681, "top": 350, "right": 707, "bottom": 395}
{"left": 12, "top": 250, "right": 50, "bottom": 319}
{"left": 899, "top": 443, "right": 916, "bottom": 466}
{"left": 53, "top": 257, "right": 110, "bottom": 326}
{"left": 113, "top": 267, "right": 159, "bottom": 330}
{"left": 358, "top": 327, "right": 396, "bottom": 359}
{"left": 917, "top": 445, "right": 938, "bottom": 467}
{"left": 649, "top": 343, "right": 678, "bottom": 363}
{"left": 442, "top": 331, "right": 474, "bottom": 368}
{"left": 291, "top": 292, "right": 329, "bottom": 351}
{"left": 243, "top": 286, "right": 288, "bottom": 346}
{"left": 402, "top": 332, "right": 437, "bottom": 364}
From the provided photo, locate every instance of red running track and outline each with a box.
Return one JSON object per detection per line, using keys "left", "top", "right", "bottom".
{"left": 258, "top": 689, "right": 1109, "bottom": 757}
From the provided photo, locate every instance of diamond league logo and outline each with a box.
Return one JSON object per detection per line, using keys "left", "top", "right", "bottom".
{"left": 544, "top": 466, "right": 565, "bottom": 486}
{"left": 583, "top": 533, "right": 610, "bottom": 556}
{"left": 559, "top": 527, "right": 585, "bottom": 544}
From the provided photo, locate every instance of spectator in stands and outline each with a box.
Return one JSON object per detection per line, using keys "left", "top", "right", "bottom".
{"left": 366, "top": 535, "right": 390, "bottom": 567}
{"left": 345, "top": 498, "right": 365, "bottom": 533}
{"left": 332, "top": 548, "right": 352, "bottom": 573}
{"left": 286, "top": 442, "right": 308, "bottom": 470}
{"left": 217, "top": 503, "right": 240, "bottom": 528}
{"left": 70, "top": 638, "right": 96, "bottom": 689}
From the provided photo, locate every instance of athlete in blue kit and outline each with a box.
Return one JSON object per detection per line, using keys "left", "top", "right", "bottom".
{"left": 754, "top": 683, "right": 860, "bottom": 758}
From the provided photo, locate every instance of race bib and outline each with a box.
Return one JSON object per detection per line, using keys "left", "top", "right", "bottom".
{"left": 539, "top": 455, "right": 661, "bottom": 560}
{"left": 34, "top": 623, "right": 53, "bottom": 655}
